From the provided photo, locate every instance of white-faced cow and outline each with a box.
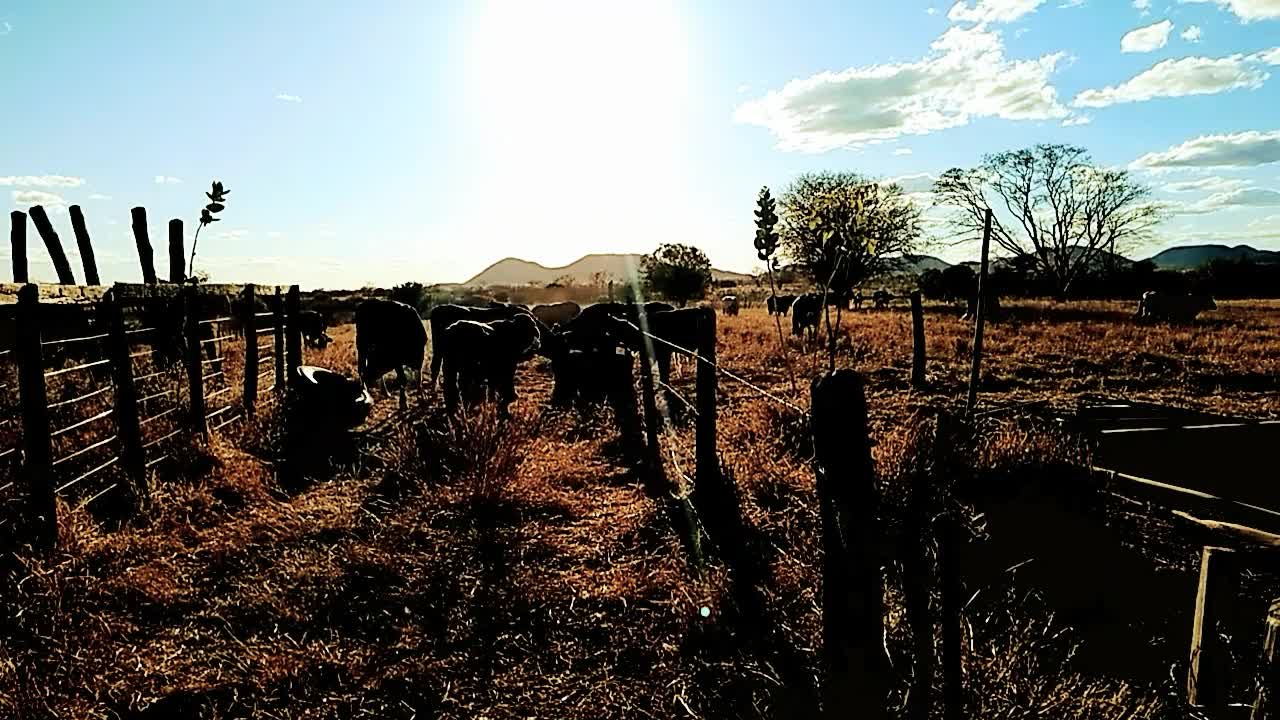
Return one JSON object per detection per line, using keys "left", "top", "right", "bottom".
{"left": 1136, "top": 291, "right": 1217, "bottom": 323}
{"left": 721, "top": 295, "right": 740, "bottom": 316}
{"left": 356, "top": 298, "right": 427, "bottom": 409}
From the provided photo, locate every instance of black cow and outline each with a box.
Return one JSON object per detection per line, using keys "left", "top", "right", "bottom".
{"left": 872, "top": 289, "right": 892, "bottom": 309}
{"left": 767, "top": 295, "right": 796, "bottom": 316}
{"left": 440, "top": 314, "right": 541, "bottom": 417}
{"left": 297, "top": 310, "right": 331, "bottom": 348}
{"left": 791, "top": 294, "right": 822, "bottom": 340}
{"left": 962, "top": 287, "right": 1002, "bottom": 321}
{"left": 852, "top": 290, "right": 864, "bottom": 310}
{"left": 356, "top": 299, "right": 428, "bottom": 409}
{"left": 428, "top": 303, "right": 529, "bottom": 389}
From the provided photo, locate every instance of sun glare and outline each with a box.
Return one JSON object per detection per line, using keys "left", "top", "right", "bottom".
{"left": 464, "top": 0, "right": 692, "bottom": 262}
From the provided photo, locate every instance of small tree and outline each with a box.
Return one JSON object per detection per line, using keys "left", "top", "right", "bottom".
{"left": 754, "top": 186, "right": 798, "bottom": 396}
{"left": 641, "top": 243, "right": 713, "bottom": 307}
{"left": 933, "top": 144, "right": 1161, "bottom": 299}
{"left": 390, "top": 281, "right": 432, "bottom": 316}
{"left": 189, "top": 181, "right": 229, "bottom": 280}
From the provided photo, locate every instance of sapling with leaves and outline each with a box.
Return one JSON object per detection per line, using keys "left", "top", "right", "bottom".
{"left": 754, "top": 186, "right": 798, "bottom": 397}
{"left": 188, "top": 181, "right": 229, "bottom": 280}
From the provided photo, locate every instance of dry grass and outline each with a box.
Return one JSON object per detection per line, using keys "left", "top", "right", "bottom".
{"left": 3, "top": 298, "right": 1278, "bottom": 717}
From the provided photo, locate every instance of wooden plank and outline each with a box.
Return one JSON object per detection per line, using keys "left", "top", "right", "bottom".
{"left": 273, "top": 288, "right": 285, "bottom": 390}
{"left": 167, "top": 219, "right": 184, "bottom": 283}
{"left": 242, "top": 284, "right": 258, "bottom": 416}
{"left": 1189, "top": 546, "right": 1239, "bottom": 708}
{"left": 28, "top": 205, "right": 76, "bottom": 285}
{"left": 103, "top": 288, "right": 147, "bottom": 510}
{"left": 10, "top": 210, "right": 27, "bottom": 283}
{"left": 68, "top": 205, "right": 101, "bottom": 286}
{"left": 131, "top": 207, "right": 156, "bottom": 284}
{"left": 285, "top": 285, "right": 302, "bottom": 381}
{"left": 15, "top": 284, "right": 56, "bottom": 548}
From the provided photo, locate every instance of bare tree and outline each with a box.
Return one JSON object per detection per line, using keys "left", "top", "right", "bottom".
{"left": 933, "top": 144, "right": 1161, "bottom": 298}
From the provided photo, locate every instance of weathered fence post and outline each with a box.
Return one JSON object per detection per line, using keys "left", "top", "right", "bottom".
{"left": 183, "top": 285, "right": 208, "bottom": 437}
{"left": 15, "top": 285, "right": 56, "bottom": 548}
{"left": 68, "top": 205, "right": 101, "bottom": 285}
{"left": 965, "top": 208, "right": 993, "bottom": 416}
{"left": 940, "top": 512, "right": 964, "bottom": 720}
{"left": 242, "top": 284, "right": 258, "bottom": 416}
{"left": 692, "top": 308, "right": 745, "bottom": 553}
{"left": 10, "top": 210, "right": 28, "bottom": 283}
{"left": 1253, "top": 598, "right": 1280, "bottom": 720}
{"left": 28, "top": 205, "right": 76, "bottom": 285}
{"left": 273, "top": 288, "right": 285, "bottom": 391}
{"left": 168, "top": 219, "right": 185, "bottom": 283}
{"left": 906, "top": 429, "right": 936, "bottom": 720}
{"left": 102, "top": 289, "right": 146, "bottom": 510}
{"left": 131, "top": 207, "right": 157, "bottom": 284}
{"left": 285, "top": 285, "right": 302, "bottom": 382}
{"left": 911, "top": 290, "right": 927, "bottom": 389}
{"left": 811, "top": 370, "right": 888, "bottom": 719}
{"left": 1189, "top": 546, "right": 1240, "bottom": 708}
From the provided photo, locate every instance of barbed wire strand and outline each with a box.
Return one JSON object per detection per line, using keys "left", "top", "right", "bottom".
{"left": 638, "top": 329, "right": 808, "bottom": 416}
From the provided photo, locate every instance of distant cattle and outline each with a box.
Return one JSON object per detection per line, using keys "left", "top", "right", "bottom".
{"left": 767, "top": 295, "right": 796, "bottom": 316}
{"left": 296, "top": 310, "right": 332, "bottom": 348}
{"left": 356, "top": 299, "right": 428, "bottom": 409}
{"left": 852, "top": 290, "right": 864, "bottom": 310}
{"left": 1136, "top": 291, "right": 1217, "bottom": 323}
{"left": 872, "top": 289, "right": 892, "bottom": 309}
{"left": 440, "top": 314, "right": 541, "bottom": 417}
{"left": 721, "top": 295, "right": 739, "bottom": 316}
{"left": 428, "top": 303, "right": 529, "bottom": 389}
{"left": 791, "top": 294, "right": 822, "bottom": 340}
{"left": 962, "top": 287, "right": 1002, "bottom": 321}
{"left": 532, "top": 301, "right": 582, "bottom": 328}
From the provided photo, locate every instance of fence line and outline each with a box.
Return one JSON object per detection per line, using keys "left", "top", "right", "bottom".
{"left": 637, "top": 328, "right": 808, "bottom": 416}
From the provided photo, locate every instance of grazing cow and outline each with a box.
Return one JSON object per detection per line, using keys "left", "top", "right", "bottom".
{"left": 532, "top": 301, "right": 582, "bottom": 328}
{"left": 872, "top": 289, "right": 892, "bottom": 309}
{"left": 791, "top": 294, "right": 823, "bottom": 340}
{"left": 767, "top": 295, "right": 796, "bottom": 316}
{"left": 852, "top": 290, "right": 864, "bottom": 310}
{"left": 428, "top": 303, "right": 529, "bottom": 389}
{"left": 356, "top": 299, "right": 428, "bottom": 409}
{"left": 721, "top": 295, "right": 740, "bottom": 316}
{"left": 296, "top": 310, "right": 332, "bottom": 348}
{"left": 1136, "top": 291, "right": 1217, "bottom": 323}
{"left": 440, "top": 314, "right": 541, "bottom": 417}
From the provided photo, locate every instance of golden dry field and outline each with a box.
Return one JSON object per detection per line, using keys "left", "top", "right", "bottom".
{"left": 3, "top": 299, "right": 1279, "bottom": 718}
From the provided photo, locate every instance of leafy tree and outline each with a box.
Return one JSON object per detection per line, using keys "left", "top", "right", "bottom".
{"left": 779, "top": 172, "right": 922, "bottom": 298}
{"left": 754, "top": 186, "right": 797, "bottom": 395}
{"left": 641, "top": 243, "right": 713, "bottom": 307}
{"left": 933, "top": 144, "right": 1161, "bottom": 299}
{"left": 390, "top": 281, "right": 432, "bottom": 316}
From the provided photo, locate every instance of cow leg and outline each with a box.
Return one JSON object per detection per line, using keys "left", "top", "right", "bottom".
{"left": 396, "top": 366, "right": 409, "bottom": 410}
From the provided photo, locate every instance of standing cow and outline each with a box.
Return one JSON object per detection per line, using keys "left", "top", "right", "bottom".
{"left": 296, "top": 310, "right": 332, "bottom": 348}
{"left": 791, "top": 294, "right": 823, "bottom": 340}
{"left": 428, "top": 303, "right": 530, "bottom": 390}
{"left": 355, "top": 299, "right": 428, "bottom": 409}
{"left": 1135, "top": 291, "right": 1217, "bottom": 323}
{"left": 532, "top": 301, "right": 582, "bottom": 328}
{"left": 440, "top": 314, "right": 541, "bottom": 417}
{"left": 721, "top": 295, "right": 740, "bottom": 316}
{"left": 872, "top": 289, "right": 892, "bottom": 309}
{"left": 767, "top": 295, "right": 796, "bottom": 316}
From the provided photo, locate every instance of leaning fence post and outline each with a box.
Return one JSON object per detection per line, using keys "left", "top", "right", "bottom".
{"left": 28, "top": 205, "right": 76, "bottom": 285}
{"left": 131, "top": 207, "right": 157, "bottom": 284}
{"left": 242, "top": 284, "right": 258, "bottom": 416}
{"left": 285, "top": 285, "right": 302, "bottom": 382}
{"left": 10, "top": 210, "right": 28, "bottom": 283}
{"left": 1253, "top": 598, "right": 1280, "bottom": 720}
{"left": 1189, "top": 546, "right": 1240, "bottom": 709}
{"left": 102, "top": 289, "right": 146, "bottom": 511}
{"left": 183, "top": 285, "right": 208, "bottom": 437}
{"left": 68, "top": 205, "right": 101, "bottom": 286}
{"left": 965, "top": 209, "right": 993, "bottom": 417}
{"left": 811, "top": 370, "right": 888, "bottom": 719}
{"left": 273, "top": 288, "right": 285, "bottom": 391}
{"left": 911, "top": 290, "right": 927, "bottom": 389}
{"left": 15, "top": 285, "right": 56, "bottom": 548}
{"left": 693, "top": 308, "right": 742, "bottom": 550}
{"left": 168, "top": 219, "right": 185, "bottom": 283}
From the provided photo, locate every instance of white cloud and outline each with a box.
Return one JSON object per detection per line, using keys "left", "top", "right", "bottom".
{"left": 1181, "top": 25, "right": 1203, "bottom": 42}
{"left": 1175, "top": 187, "right": 1280, "bottom": 213}
{"left": 1132, "top": 129, "right": 1280, "bottom": 169}
{"left": 1162, "top": 176, "right": 1252, "bottom": 192}
{"left": 1134, "top": 0, "right": 1151, "bottom": 8}
{"left": 1261, "top": 47, "right": 1280, "bottom": 64}
{"left": 265, "top": 231, "right": 284, "bottom": 239}
{"left": 1062, "top": 114, "right": 1092, "bottom": 126}
{"left": 1121, "top": 19, "right": 1173, "bottom": 52}
{"left": 1073, "top": 54, "right": 1269, "bottom": 107}
{"left": 87, "top": 193, "right": 111, "bottom": 200}
{"left": 894, "top": 147, "right": 914, "bottom": 155}
{"left": 1250, "top": 214, "right": 1280, "bottom": 227}
{"left": 0, "top": 21, "right": 10, "bottom": 35}
{"left": 927, "top": 7, "right": 939, "bottom": 14}
{"left": 11, "top": 190, "right": 66, "bottom": 208}
{"left": 734, "top": 26, "right": 1070, "bottom": 151}
{"left": 1177, "top": 0, "right": 1280, "bottom": 22}
{"left": 154, "top": 175, "right": 183, "bottom": 185}
{"left": 0, "top": 175, "right": 85, "bottom": 188}
{"left": 275, "top": 93, "right": 303, "bottom": 103}
{"left": 736, "top": 84, "right": 751, "bottom": 94}
{"left": 884, "top": 173, "right": 939, "bottom": 194}
{"left": 947, "top": 0, "right": 1047, "bottom": 24}
{"left": 1059, "top": 0, "right": 1086, "bottom": 7}
{"left": 214, "top": 229, "right": 250, "bottom": 240}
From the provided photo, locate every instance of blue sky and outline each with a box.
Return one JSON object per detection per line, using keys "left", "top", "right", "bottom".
{"left": 3, "top": 0, "right": 1279, "bottom": 288}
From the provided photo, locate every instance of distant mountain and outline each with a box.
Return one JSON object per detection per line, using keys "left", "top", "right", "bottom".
{"left": 461, "top": 254, "right": 753, "bottom": 287}
{"left": 1146, "top": 244, "right": 1280, "bottom": 270}
{"left": 886, "top": 254, "right": 952, "bottom": 274}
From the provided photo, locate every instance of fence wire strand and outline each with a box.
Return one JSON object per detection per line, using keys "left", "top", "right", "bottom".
{"left": 637, "top": 329, "right": 808, "bottom": 416}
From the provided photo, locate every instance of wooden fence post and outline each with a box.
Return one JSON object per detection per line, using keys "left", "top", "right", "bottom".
{"left": 911, "top": 290, "right": 927, "bottom": 389}
{"left": 285, "top": 285, "right": 302, "bottom": 383}
{"left": 28, "top": 205, "right": 76, "bottom": 285}
{"left": 242, "top": 284, "right": 258, "bottom": 415}
{"left": 1189, "top": 546, "right": 1240, "bottom": 708}
{"left": 131, "top": 207, "right": 157, "bottom": 284}
{"left": 1253, "top": 598, "right": 1280, "bottom": 720}
{"left": 273, "top": 288, "right": 285, "bottom": 391}
{"left": 68, "top": 205, "right": 101, "bottom": 286}
{"left": 940, "top": 513, "right": 964, "bottom": 720}
{"left": 183, "top": 285, "right": 208, "bottom": 437}
{"left": 168, "top": 220, "right": 185, "bottom": 283}
{"left": 102, "top": 289, "right": 146, "bottom": 510}
{"left": 693, "top": 308, "right": 743, "bottom": 550}
{"left": 810, "top": 370, "right": 888, "bottom": 719}
{"left": 965, "top": 208, "right": 993, "bottom": 417}
{"left": 906, "top": 436, "right": 936, "bottom": 720}
{"left": 15, "top": 285, "right": 56, "bottom": 548}
{"left": 10, "top": 210, "right": 28, "bottom": 283}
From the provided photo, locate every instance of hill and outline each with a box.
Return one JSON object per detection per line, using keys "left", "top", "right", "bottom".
{"left": 462, "top": 254, "right": 754, "bottom": 287}
{"left": 885, "top": 254, "right": 952, "bottom": 274}
{"left": 1146, "top": 244, "right": 1280, "bottom": 270}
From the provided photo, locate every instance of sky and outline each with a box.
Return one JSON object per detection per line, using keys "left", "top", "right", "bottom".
{"left": 2, "top": 0, "right": 1279, "bottom": 289}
